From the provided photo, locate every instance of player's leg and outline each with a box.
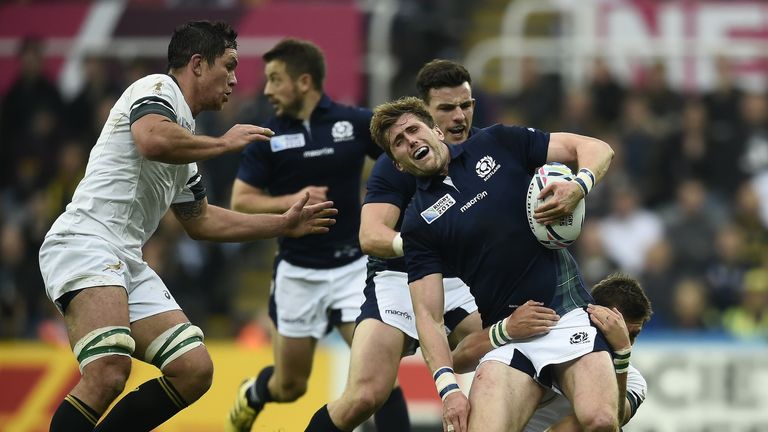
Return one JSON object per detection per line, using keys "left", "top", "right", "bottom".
{"left": 307, "top": 318, "right": 407, "bottom": 431}
{"left": 467, "top": 358, "right": 543, "bottom": 432}
{"left": 228, "top": 258, "right": 324, "bottom": 431}
{"left": 553, "top": 351, "right": 618, "bottom": 432}
{"left": 92, "top": 260, "right": 211, "bottom": 432}
{"left": 50, "top": 286, "right": 133, "bottom": 432}
{"left": 93, "top": 309, "right": 211, "bottom": 432}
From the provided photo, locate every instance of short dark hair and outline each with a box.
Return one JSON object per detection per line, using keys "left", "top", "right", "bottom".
{"left": 416, "top": 59, "right": 472, "bottom": 103}
{"left": 592, "top": 273, "right": 653, "bottom": 324}
{"left": 370, "top": 96, "right": 434, "bottom": 158}
{"left": 263, "top": 38, "right": 326, "bottom": 91}
{"left": 167, "top": 21, "right": 237, "bottom": 71}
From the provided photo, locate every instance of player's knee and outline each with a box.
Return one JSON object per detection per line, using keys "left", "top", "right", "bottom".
{"left": 144, "top": 323, "right": 211, "bottom": 398}
{"left": 347, "top": 386, "right": 387, "bottom": 419}
{"left": 82, "top": 355, "right": 132, "bottom": 400}
{"left": 578, "top": 407, "right": 618, "bottom": 432}
{"left": 276, "top": 377, "right": 308, "bottom": 401}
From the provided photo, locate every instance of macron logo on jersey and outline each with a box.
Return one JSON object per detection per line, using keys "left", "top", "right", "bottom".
{"left": 421, "top": 194, "right": 456, "bottom": 224}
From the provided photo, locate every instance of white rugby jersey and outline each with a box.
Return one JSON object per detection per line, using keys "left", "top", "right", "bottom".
{"left": 524, "top": 364, "right": 647, "bottom": 431}
{"left": 46, "top": 74, "right": 204, "bottom": 255}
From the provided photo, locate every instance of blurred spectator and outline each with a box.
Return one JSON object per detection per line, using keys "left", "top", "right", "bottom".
{"left": 0, "top": 37, "right": 63, "bottom": 190}
{"left": 737, "top": 93, "right": 768, "bottom": 180}
{"left": 589, "top": 57, "right": 626, "bottom": 126}
{"left": 660, "top": 179, "right": 722, "bottom": 273}
{"left": 44, "top": 139, "right": 86, "bottom": 222}
{"left": 732, "top": 180, "right": 768, "bottom": 266}
{"left": 505, "top": 56, "right": 562, "bottom": 129}
{"left": 0, "top": 223, "right": 27, "bottom": 338}
{"left": 722, "top": 267, "right": 768, "bottom": 339}
{"left": 641, "top": 61, "right": 683, "bottom": 135}
{"left": 705, "top": 223, "right": 750, "bottom": 311}
{"left": 599, "top": 182, "right": 664, "bottom": 275}
{"left": 668, "top": 277, "right": 720, "bottom": 331}
{"left": 557, "top": 87, "right": 597, "bottom": 136}
{"left": 618, "top": 92, "right": 660, "bottom": 194}
{"left": 647, "top": 98, "right": 710, "bottom": 206}
{"left": 573, "top": 219, "right": 619, "bottom": 288}
{"left": 64, "top": 55, "right": 122, "bottom": 141}
{"left": 639, "top": 239, "right": 679, "bottom": 328}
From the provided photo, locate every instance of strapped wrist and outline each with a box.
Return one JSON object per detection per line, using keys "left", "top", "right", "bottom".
{"left": 433, "top": 367, "right": 461, "bottom": 401}
{"left": 613, "top": 347, "right": 631, "bottom": 374}
{"left": 574, "top": 168, "right": 595, "bottom": 197}
{"left": 489, "top": 318, "right": 513, "bottom": 349}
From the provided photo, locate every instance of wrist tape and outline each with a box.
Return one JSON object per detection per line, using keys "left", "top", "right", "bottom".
{"left": 613, "top": 347, "right": 631, "bottom": 374}
{"left": 489, "top": 318, "right": 513, "bottom": 349}
{"left": 433, "top": 367, "right": 461, "bottom": 401}
{"left": 574, "top": 168, "right": 595, "bottom": 197}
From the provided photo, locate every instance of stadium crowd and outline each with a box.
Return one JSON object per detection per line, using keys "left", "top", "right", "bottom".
{"left": 1, "top": 36, "right": 767, "bottom": 343}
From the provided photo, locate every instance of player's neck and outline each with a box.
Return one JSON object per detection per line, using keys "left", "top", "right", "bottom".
{"left": 296, "top": 91, "right": 322, "bottom": 121}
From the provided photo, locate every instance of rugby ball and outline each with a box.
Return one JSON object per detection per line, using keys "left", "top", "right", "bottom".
{"left": 526, "top": 163, "right": 585, "bottom": 249}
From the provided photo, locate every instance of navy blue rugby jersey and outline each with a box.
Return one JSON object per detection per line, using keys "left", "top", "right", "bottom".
{"left": 401, "top": 125, "right": 593, "bottom": 327}
{"left": 363, "top": 128, "right": 481, "bottom": 274}
{"left": 237, "top": 95, "right": 381, "bottom": 268}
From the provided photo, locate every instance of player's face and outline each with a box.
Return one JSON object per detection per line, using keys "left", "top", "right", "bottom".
{"left": 264, "top": 60, "right": 303, "bottom": 118}
{"left": 426, "top": 82, "right": 474, "bottom": 145}
{"left": 200, "top": 48, "right": 238, "bottom": 111}
{"left": 387, "top": 113, "right": 449, "bottom": 177}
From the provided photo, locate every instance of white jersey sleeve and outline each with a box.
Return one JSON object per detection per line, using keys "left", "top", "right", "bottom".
{"left": 172, "top": 164, "right": 206, "bottom": 204}
{"left": 625, "top": 363, "right": 647, "bottom": 419}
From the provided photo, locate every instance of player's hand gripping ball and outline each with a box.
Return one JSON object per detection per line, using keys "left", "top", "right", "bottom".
{"left": 526, "top": 163, "right": 585, "bottom": 249}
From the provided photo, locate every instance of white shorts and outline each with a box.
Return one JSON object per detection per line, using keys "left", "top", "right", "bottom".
{"left": 269, "top": 256, "right": 367, "bottom": 339}
{"left": 39, "top": 234, "right": 180, "bottom": 322}
{"left": 358, "top": 270, "right": 477, "bottom": 343}
{"left": 479, "top": 308, "right": 607, "bottom": 383}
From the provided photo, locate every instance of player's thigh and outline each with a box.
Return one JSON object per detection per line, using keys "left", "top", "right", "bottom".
{"left": 553, "top": 351, "right": 617, "bottom": 419}
{"left": 63, "top": 286, "right": 130, "bottom": 345}
{"left": 272, "top": 333, "right": 318, "bottom": 382}
{"left": 469, "top": 361, "right": 543, "bottom": 432}
{"left": 346, "top": 319, "right": 406, "bottom": 392}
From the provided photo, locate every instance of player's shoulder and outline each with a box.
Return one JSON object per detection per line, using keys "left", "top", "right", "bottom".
{"left": 326, "top": 97, "right": 373, "bottom": 120}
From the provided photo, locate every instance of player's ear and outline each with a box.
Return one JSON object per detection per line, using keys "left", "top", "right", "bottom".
{"left": 393, "top": 160, "right": 405, "bottom": 172}
{"left": 433, "top": 125, "right": 445, "bottom": 141}
{"left": 191, "top": 54, "right": 204, "bottom": 77}
{"left": 297, "top": 73, "right": 312, "bottom": 93}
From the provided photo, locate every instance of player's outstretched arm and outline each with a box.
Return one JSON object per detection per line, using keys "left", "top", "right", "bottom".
{"left": 411, "top": 274, "right": 470, "bottom": 432}
{"left": 171, "top": 194, "right": 337, "bottom": 242}
{"left": 451, "top": 301, "right": 559, "bottom": 373}
{"left": 132, "top": 114, "right": 274, "bottom": 164}
{"left": 231, "top": 180, "right": 329, "bottom": 214}
{"left": 359, "top": 203, "right": 403, "bottom": 258}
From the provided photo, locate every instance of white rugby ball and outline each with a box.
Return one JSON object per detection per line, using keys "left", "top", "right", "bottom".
{"left": 526, "top": 163, "right": 585, "bottom": 249}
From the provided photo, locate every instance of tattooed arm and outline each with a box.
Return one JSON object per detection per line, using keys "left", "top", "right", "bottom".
{"left": 170, "top": 195, "right": 338, "bottom": 242}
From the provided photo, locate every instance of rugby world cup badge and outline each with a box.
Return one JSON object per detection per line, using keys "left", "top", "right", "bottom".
{"left": 421, "top": 194, "right": 456, "bottom": 224}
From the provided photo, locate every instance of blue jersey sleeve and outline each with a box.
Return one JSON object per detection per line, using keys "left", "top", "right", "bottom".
{"left": 358, "top": 108, "right": 382, "bottom": 160}
{"left": 487, "top": 124, "right": 549, "bottom": 171}
{"left": 402, "top": 208, "right": 444, "bottom": 282}
{"left": 364, "top": 154, "right": 414, "bottom": 210}
{"left": 236, "top": 140, "right": 273, "bottom": 188}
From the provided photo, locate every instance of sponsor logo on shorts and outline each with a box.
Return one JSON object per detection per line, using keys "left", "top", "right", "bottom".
{"left": 385, "top": 309, "right": 412, "bottom": 320}
{"left": 163, "top": 290, "right": 171, "bottom": 300}
{"left": 460, "top": 190, "right": 488, "bottom": 213}
{"left": 103, "top": 261, "right": 123, "bottom": 273}
{"left": 421, "top": 194, "right": 456, "bottom": 224}
{"left": 280, "top": 317, "right": 308, "bottom": 324}
{"left": 569, "top": 331, "right": 590, "bottom": 344}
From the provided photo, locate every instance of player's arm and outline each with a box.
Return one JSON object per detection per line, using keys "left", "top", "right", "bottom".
{"left": 535, "top": 133, "right": 613, "bottom": 225}
{"left": 359, "top": 202, "right": 403, "bottom": 258}
{"left": 132, "top": 114, "right": 273, "bottom": 164}
{"left": 587, "top": 304, "right": 632, "bottom": 425}
{"left": 452, "top": 301, "right": 560, "bottom": 373}
{"left": 411, "top": 274, "right": 470, "bottom": 432}
{"left": 171, "top": 194, "right": 337, "bottom": 241}
{"left": 231, "top": 180, "right": 329, "bottom": 214}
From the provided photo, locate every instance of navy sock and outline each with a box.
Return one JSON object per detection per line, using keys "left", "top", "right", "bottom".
{"left": 305, "top": 404, "right": 345, "bottom": 432}
{"left": 373, "top": 386, "right": 411, "bottom": 431}
{"left": 50, "top": 394, "right": 100, "bottom": 432}
{"left": 247, "top": 365, "right": 275, "bottom": 408}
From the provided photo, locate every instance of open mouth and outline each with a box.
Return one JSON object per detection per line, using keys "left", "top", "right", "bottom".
{"left": 446, "top": 125, "right": 465, "bottom": 135}
{"left": 413, "top": 146, "right": 429, "bottom": 160}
